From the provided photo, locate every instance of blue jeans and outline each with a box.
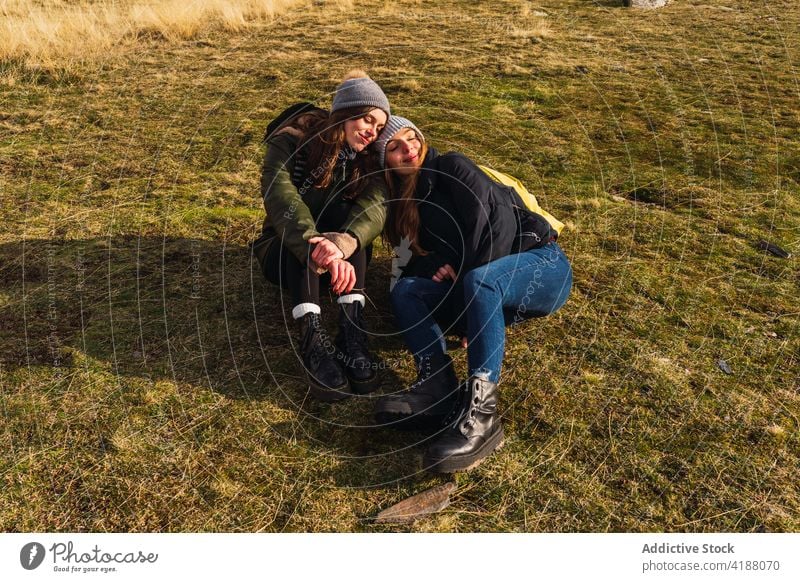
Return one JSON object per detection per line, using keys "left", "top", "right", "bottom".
{"left": 391, "top": 242, "right": 572, "bottom": 383}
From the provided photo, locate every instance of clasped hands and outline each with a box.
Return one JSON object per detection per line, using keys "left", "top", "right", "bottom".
{"left": 308, "top": 236, "right": 355, "bottom": 295}
{"left": 309, "top": 240, "right": 464, "bottom": 345}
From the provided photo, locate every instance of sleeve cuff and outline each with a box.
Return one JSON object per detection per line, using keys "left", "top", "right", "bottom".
{"left": 321, "top": 231, "right": 358, "bottom": 260}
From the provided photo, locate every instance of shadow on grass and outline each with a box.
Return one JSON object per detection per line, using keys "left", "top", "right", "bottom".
{"left": 0, "top": 235, "right": 443, "bottom": 489}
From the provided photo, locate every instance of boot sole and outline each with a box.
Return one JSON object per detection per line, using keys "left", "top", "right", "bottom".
{"left": 423, "top": 426, "right": 505, "bottom": 473}
{"left": 307, "top": 375, "right": 351, "bottom": 403}
{"left": 348, "top": 372, "right": 380, "bottom": 395}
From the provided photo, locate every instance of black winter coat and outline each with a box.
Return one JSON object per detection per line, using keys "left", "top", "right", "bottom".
{"left": 402, "top": 147, "right": 553, "bottom": 280}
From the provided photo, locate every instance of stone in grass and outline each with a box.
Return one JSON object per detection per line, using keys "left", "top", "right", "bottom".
{"left": 765, "top": 425, "right": 786, "bottom": 440}
{"left": 757, "top": 240, "right": 791, "bottom": 259}
{"left": 375, "top": 482, "right": 456, "bottom": 524}
{"left": 717, "top": 359, "right": 733, "bottom": 375}
{"left": 624, "top": 0, "right": 671, "bottom": 7}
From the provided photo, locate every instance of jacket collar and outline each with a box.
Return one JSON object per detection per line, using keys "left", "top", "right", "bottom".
{"left": 416, "top": 146, "right": 440, "bottom": 199}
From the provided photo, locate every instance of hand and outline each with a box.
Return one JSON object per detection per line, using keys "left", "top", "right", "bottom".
{"left": 460, "top": 336, "right": 468, "bottom": 349}
{"left": 432, "top": 264, "right": 457, "bottom": 283}
{"left": 328, "top": 259, "right": 356, "bottom": 295}
{"left": 308, "top": 236, "right": 344, "bottom": 269}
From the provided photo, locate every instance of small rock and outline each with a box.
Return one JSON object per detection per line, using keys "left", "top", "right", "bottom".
{"left": 625, "top": 0, "right": 671, "bottom": 7}
{"left": 575, "top": 65, "right": 589, "bottom": 75}
{"left": 717, "top": 359, "right": 733, "bottom": 375}
{"left": 375, "top": 482, "right": 456, "bottom": 524}
{"left": 758, "top": 240, "right": 791, "bottom": 258}
{"left": 766, "top": 425, "right": 786, "bottom": 439}
{"left": 610, "top": 195, "right": 627, "bottom": 203}
{"left": 764, "top": 331, "right": 778, "bottom": 338}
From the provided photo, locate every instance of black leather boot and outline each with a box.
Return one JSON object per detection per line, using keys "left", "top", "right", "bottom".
{"left": 335, "top": 300, "right": 379, "bottom": 394}
{"left": 298, "top": 312, "right": 350, "bottom": 402}
{"left": 423, "top": 375, "right": 504, "bottom": 473}
{"left": 374, "top": 353, "right": 459, "bottom": 431}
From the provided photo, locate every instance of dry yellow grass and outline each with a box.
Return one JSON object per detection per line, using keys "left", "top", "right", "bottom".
{"left": 508, "top": 3, "right": 551, "bottom": 40}
{"left": 0, "top": 0, "right": 309, "bottom": 65}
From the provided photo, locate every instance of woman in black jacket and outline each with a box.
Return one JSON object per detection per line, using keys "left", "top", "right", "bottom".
{"left": 373, "top": 117, "right": 572, "bottom": 473}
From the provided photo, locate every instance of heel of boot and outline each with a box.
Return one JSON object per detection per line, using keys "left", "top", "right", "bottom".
{"left": 307, "top": 374, "right": 351, "bottom": 402}
{"left": 424, "top": 424, "right": 505, "bottom": 473}
{"left": 348, "top": 371, "right": 380, "bottom": 395}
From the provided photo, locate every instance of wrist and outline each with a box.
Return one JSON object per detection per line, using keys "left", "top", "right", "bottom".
{"left": 321, "top": 232, "right": 357, "bottom": 260}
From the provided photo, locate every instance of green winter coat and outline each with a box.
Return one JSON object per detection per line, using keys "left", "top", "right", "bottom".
{"left": 256, "top": 132, "right": 387, "bottom": 263}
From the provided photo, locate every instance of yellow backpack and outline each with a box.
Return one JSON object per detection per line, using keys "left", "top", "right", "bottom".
{"left": 478, "top": 165, "right": 564, "bottom": 236}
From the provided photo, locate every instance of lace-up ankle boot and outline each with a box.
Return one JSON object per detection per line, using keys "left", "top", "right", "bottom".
{"left": 335, "top": 300, "right": 379, "bottom": 394}
{"left": 299, "top": 312, "right": 349, "bottom": 402}
{"left": 423, "top": 374, "right": 504, "bottom": 472}
{"left": 374, "top": 353, "right": 459, "bottom": 431}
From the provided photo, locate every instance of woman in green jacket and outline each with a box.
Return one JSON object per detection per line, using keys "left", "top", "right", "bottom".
{"left": 253, "top": 71, "right": 390, "bottom": 402}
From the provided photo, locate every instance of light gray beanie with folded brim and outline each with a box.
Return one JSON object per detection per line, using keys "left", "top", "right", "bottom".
{"left": 332, "top": 72, "right": 391, "bottom": 119}
{"left": 374, "top": 116, "right": 425, "bottom": 168}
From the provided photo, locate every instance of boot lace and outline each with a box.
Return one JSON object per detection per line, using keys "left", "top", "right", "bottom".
{"left": 341, "top": 307, "right": 370, "bottom": 362}
{"left": 408, "top": 356, "right": 438, "bottom": 394}
{"left": 302, "top": 313, "right": 330, "bottom": 368}
{"left": 443, "top": 380, "right": 479, "bottom": 431}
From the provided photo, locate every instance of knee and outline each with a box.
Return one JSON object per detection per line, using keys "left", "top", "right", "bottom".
{"left": 258, "top": 246, "right": 282, "bottom": 287}
{"left": 531, "top": 268, "right": 572, "bottom": 317}
{"left": 463, "top": 266, "right": 495, "bottom": 297}
{"left": 552, "top": 265, "right": 573, "bottom": 312}
{"left": 390, "top": 277, "right": 420, "bottom": 307}
{"left": 463, "top": 268, "right": 481, "bottom": 292}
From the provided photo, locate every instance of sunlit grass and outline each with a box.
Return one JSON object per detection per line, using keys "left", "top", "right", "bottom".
{"left": 0, "top": 0, "right": 308, "bottom": 65}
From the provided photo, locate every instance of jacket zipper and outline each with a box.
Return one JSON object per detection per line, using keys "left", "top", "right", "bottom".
{"left": 424, "top": 225, "right": 460, "bottom": 256}
{"left": 519, "top": 231, "right": 542, "bottom": 242}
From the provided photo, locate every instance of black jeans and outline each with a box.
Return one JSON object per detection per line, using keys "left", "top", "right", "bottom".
{"left": 258, "top": 238, "right": 370, "bottom": 306}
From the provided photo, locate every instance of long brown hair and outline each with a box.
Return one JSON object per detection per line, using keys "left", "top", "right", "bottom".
{"left": 302, "top": 106, "right": 380, "bottom": 199}
{"left": 383, "top": 141, "right": 429, "bottom": 255}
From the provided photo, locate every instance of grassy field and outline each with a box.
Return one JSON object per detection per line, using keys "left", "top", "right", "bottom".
{"left": 1, "top": 0, "right": 798, "bottom": 532}
{"left": 0, "top": 0, "right": 311, "bottom": 64}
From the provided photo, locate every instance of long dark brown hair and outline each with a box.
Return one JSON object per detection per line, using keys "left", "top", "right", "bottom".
{"left": 383, "top": 140, "right": 429, "bottom": 255}
{"left": 302, "top": 105, "right": 381, "bottom": 199}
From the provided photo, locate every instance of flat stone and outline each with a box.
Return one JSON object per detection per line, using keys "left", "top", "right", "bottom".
{"left": 625, "top": 0, "right": 671, "bottom": 8}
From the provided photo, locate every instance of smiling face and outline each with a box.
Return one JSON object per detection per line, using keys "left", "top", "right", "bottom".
{"left": 343, "top": 108, "right": 387, "bottom": 152}
{"left": 384, "top": 127, "right": 424, "bottom": 175}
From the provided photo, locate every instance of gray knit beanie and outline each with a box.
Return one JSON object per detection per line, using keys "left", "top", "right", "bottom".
{"left": 331, "top": 70, "right": 391, "bottom": 118}
{"left": 374, "top": 116, "right": 425, "bottom": 168}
